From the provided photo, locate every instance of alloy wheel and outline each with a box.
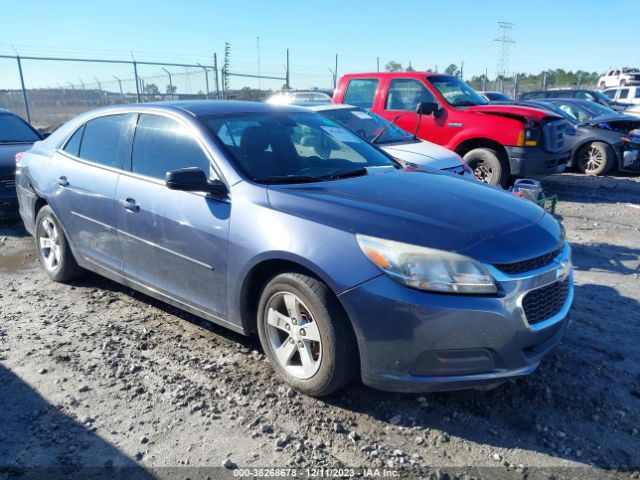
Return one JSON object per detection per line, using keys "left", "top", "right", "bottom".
{"left": 39, "top": 217, "right": 61, "bottom": 272}
{"left": 264, "top": 292, "right": 322, "bottom": 379}
{"left": 579, "top": 145, "right": 604, "bottom": 173}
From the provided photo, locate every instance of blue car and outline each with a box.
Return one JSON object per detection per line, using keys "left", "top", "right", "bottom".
{"left": 16, "top": 101, "right": 573, "bottom": 396}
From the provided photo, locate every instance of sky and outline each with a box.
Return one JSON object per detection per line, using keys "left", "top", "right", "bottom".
{"left": 0, "top": 0, "right": 637, "bottom": 92}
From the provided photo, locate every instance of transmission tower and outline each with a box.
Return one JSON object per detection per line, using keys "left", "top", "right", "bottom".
{"left": 494, "top": 21, "right": 515, "bottom": 78}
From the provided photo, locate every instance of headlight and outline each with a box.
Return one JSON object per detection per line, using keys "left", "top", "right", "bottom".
{"left": 356, "top": 234, "right": 497, "bottom": 294}
{"left": 517, "top": 127, "right": 540, "bottom": 147}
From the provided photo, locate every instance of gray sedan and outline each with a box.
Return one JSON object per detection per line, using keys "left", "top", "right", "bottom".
{"left": 527, "top": 99, "right": 640, "bottom": 175}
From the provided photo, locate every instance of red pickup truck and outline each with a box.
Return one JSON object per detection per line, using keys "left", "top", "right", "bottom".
{"left": 333, "top": 72, "right": 570, "bottom": 186}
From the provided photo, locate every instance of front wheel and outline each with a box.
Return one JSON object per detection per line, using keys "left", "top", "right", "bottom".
{"left": 576, "top": 142, "right": 614, "bottom": 176}
{"left": 463, "top": 148, "right": 508, "bottom": 187}
{"left": 257, "top": 272, "right": 358, "bottom": 397}
{"left": 35, "top": 206, "right": 84, "bottom": 282}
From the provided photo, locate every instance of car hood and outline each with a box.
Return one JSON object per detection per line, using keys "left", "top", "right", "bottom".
{"left": 465, "top": 104, "right": 561, "bottom": 123}
{"left": 381, "top": 141, "right": 462, "bottom": 170}
{"left": 0, "top": 143, "right": 31, "bottom": 177}
{"left": 582, "top": 115, "right": 640, "bottom": 133}
{"left": 267, "top": 169, "right": 562, "bottom": 265}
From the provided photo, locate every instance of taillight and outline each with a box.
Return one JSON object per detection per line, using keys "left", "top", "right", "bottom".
{"left": 15, "top": 151, "right": 24, "bottom": 167}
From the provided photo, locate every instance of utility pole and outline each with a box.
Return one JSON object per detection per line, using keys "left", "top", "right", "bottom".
{"left": 334, "top": 54, "right": 338, "bottom": 88}
{"left": 495, "top": 21, "right": 515, "bottom": 79}
{"left": 257, "top": 36, "right": 261, "bottom": 91}
{"left": 162, "top": 67, "right": 173, "bottom": 99}
{"left": 223, "top": 42, "right": 231, "bottom": 98}
{"left": 15, "top": 55, "right": 31, "bottom": 123}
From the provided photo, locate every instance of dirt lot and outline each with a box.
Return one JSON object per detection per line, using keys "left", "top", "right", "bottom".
{"left": 1, "top": 173, "right": 639, "bottom": 480}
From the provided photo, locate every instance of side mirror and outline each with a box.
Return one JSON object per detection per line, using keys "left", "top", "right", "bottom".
{"left": 165, "top": 168, "right": 228, "bottom": 198}
{"left": 416, "top": 102, "right": 440, "bottom": 116}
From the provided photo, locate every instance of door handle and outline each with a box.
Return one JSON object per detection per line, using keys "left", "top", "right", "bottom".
{"left": 55, "top": 176, "right": 69, "bottom": 187}
{"left": 119, "top": 198, "right": 140, "bottom": 212}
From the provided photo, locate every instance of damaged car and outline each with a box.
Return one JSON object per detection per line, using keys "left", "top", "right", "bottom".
{"left": 527, "top": 99, "right": 640, "bottom": 175}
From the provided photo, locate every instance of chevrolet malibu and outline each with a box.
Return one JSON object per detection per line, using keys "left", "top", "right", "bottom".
{"left": 16, "top": 101, "right": 573, "bottom": 396}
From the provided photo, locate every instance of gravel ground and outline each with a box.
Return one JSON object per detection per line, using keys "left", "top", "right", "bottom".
{"left": 1, "top": 172, "right": 639, "bottom": 480}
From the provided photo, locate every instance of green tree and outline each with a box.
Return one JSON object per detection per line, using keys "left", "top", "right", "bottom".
{"left": 444, "top": 64, "right": 460, "bottom": 77}
{"left": 385, "top": 61, "right": 403, "bottom": 72}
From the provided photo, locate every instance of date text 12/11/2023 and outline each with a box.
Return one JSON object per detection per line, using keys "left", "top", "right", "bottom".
{"left": 232, "top": 467, "right": 401, "bottom": 477}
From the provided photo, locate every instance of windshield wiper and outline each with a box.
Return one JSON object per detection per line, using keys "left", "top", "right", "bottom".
{"left": 370, "top": 112, "right": 409, "bottom": 144}
{"left": 319, "top": 167, "right": 368, "bottom": 180}
{"left": 253, "top": 174, "right": 321, "bottom": 184}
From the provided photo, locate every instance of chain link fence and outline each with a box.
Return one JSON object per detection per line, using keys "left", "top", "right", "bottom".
{"left": 0, "top": 54, "right": 287, "bottom": 130}
{"left": 467, "top": 75, "right": 598, "bottom": 100}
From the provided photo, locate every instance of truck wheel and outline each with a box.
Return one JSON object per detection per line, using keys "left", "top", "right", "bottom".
{"left": 257, "top": 272, "right": 358, "bottom": 397}
{"left": 576, "top": 142, "right": 614, "bottom": 176}
{"left": 35, "top": 206, "right": 84, "bottom": 282}
{"left": 599, "top": 82, "right": 606, "bottom": 89}
{"left": 463, "top": 148, "right": 507, "bottom": 187}
{"left": 620, "top": 79, "right": 627, "bottom": 87}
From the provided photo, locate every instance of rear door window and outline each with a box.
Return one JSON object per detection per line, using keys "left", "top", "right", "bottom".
{"left": 131, "top": 114, "right": 212, "bottom": 181}
{"left": 386, "top": 79, "right": 435, "bottom": 110}
{"left": 63, "top": 125, "right": 84, "bottom": 157}
{"left": 344, "top": 79, "right": 378, "bottom": 109}
{"left": 618, "top": 88, "right": 630, "bottom": 99}
{"left": 78, "top": 114, "right": 128, "bottom": 169}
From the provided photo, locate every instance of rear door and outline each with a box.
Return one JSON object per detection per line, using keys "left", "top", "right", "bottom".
{"left": 115, "top": 112, "right": 230, "bottom": 318}
{"left": 49, "top": 113, "right": 133, "bottom": 272}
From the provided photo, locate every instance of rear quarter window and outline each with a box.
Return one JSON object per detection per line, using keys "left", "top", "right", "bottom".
{"left": 344, "top": 79, "right": 378, "bottom": 109}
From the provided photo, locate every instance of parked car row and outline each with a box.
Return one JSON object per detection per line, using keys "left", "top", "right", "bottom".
{"left": 9, "top": 97, "right": 573, "bottom": 397}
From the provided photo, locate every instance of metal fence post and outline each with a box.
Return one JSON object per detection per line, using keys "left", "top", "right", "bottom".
{"left": 285, "top": 49, "right": 290, "bottom": 89}
{"left": 199, "top": 64, "right": 210, "bottom": 99}
{"left": 133, "top": 60, "right": 141, "bottom": 102}
{"left": 16, "top": 56, "right": 31, "bottom": 123}
{"left": 214, "top": 53, "right": 220, "bottom": 99}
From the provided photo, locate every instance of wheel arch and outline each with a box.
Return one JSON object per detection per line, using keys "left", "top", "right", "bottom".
{"left": 238, "top": 256, "right": 353, "bottom": 338}
{"left": 454, "top": 138, "right": 509, "bottom": 165}
{"left": 572, "top": 139, "right": 619, "bottom": 170}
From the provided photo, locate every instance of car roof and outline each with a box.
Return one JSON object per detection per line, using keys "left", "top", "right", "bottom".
{"left": 301, "top": 103, "right": 355, "bottom": 112}
{"left": 76, "top": 100, "right": 311, "bottom": 117}
{"left": 340, "top": 71, "right": 449, "bottom": 79}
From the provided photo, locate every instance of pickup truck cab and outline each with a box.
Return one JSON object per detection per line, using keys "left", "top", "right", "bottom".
{"left": 334, "top": 72, "right": 570, "bottom": 186}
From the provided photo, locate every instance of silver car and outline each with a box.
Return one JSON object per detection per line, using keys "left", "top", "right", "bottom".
{"left": 303, "top": 103, "right": 473, "bottom": 177}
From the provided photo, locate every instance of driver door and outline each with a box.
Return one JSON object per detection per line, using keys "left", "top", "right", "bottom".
{"left": 380, "top": 78, "right": 452, "bottom": 147}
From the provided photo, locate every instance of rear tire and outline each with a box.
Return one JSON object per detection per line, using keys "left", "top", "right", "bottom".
{"left": 463, "top": 148, "right": 508, "bottom": 187}
{"left": 576, "top": 142, "right": 614, "bottom": 176}
{"left": 35, "top": 206, "right": 84, "bottom": 282}
{"left": 257, "top": 272, "right": 358, "bottom": 397}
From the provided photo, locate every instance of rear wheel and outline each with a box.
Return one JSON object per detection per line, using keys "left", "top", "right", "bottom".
{"left": 576, "top": 142, "right": 614, "bottom": 176}
{"left": 257, "top": 272, "right": 357, "bottom": 397}
{"left": 35, "top": 206, "right": 84, "bottom": 282}
{"left": 463, "top": 148, "right": 507, "bottom": 187}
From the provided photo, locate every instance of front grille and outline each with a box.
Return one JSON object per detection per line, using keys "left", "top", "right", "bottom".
{"left": 542, "top": 120, "right": 566, "bottom": 153}
{"left": 522, "top": 279, "right": 570, "bottom": 325}
{"left": 0, "top": 175, "right": 15, "bottom": 190}
{"left": 494, "top": 247, "right": 561, "bottom": 275}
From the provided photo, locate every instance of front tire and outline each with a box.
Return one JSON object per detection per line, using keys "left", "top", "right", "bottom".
{"left": 35, "top": 206, "right": 84, "bottom": 282}
{"left": 257, "top": 272, "right": 357, "bottom": 397}
{"left": 576, "top": 142, "right": 614, "bottom": 176}
{"left": 463, "top": 148, "right": 508, "bottom": 187}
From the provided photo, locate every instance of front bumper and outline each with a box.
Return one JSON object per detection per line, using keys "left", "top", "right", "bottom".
{"left": 339, "top": 244, "right": 573, "bottom": 393}
{"left": 505, "top": 146, "right": 570, "bottom": 176}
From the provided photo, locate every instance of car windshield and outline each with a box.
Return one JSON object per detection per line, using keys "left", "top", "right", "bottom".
{"left": 581, "top": 102, "right": 617, "bottom": 117}
{"left": 0, "top": 113, "right": 40, "bottom": 143}
{"left": 534, "top": 102, "right": 578, "bottom": 123}
{"left": 318, "top": 107, "right": 414, "bottom": 145}
{"left": 592, "top": 90, "right": 615, "bottom": 104}
{"left": 428, "top": 75, "right": 489, "bottom": 106}
{"left": 202, "top": 111, "right": 399, "bottom": 183}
